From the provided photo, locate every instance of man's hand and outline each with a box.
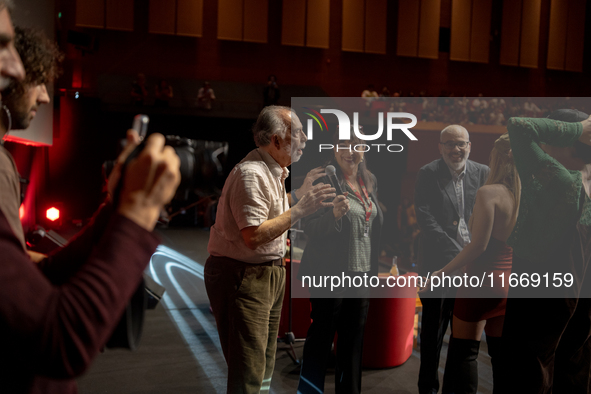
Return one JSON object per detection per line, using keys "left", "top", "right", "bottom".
{"left": 27, "top": 250, "right": 47, "bottom": 264}
{"left": 580, "top": 115, "right": 591, "bottom": 146}
{"left": 107, "top": 129, "right": 142, "bottom": 199}
{"left": 418, "top": 270, "right": 443, "bottom": 293}
{"left": 332, "top": 193, "right": 350, "bottom": 220}
{"left": 295, "top": 167, "right": 326, "bottom": 200}
{"left": 117, "top": 133, "right": 181, "bottom": 231}
{"left": 292, "top": 184, "right": 336, "bottom": 222}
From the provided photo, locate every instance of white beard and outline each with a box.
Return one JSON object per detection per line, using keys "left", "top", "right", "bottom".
{"left": 444, "top": 151, "right": 469, "bottom": 172}
{"left": 291, "top": 142, "right": 304, "bottom": 163}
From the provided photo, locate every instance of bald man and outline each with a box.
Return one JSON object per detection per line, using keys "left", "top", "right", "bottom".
{"left": 415, "top": 125, "right": 489, "bottom": 394}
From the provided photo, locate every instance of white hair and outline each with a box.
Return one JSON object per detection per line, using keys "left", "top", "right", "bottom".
{"left": 252, "top": 105, "right": 292, "bottom": 147}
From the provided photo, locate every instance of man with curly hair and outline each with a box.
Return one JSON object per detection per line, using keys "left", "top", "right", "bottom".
{"left": 0, "top": 27, "right": 61, "bottom": 253}
{"left": 1, "top": 26, "right": 62, "bottom": 132}
{"left": 0, "top": 2, "right": 182, "bottom": 393}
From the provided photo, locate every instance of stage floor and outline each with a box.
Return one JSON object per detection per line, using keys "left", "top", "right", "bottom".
{"left": 78, "top": 227, "right": 493, "bottom": 393}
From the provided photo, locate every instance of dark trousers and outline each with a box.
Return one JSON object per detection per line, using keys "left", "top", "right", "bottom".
{"left": 497, "top": 253, "right": 591, "bottom": 394}
{"left": 204, "top": 255, "right": 285, "bottom": 394}
{"left": 298, "top": 294, "right": 370, "bottom": 394}
{"left": 418, "top": 295, "right": 456, "bottom": 394}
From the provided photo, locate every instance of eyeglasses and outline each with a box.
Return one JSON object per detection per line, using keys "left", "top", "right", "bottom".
{"left": 440, "top": 141, "right": 470, "bottom": 149}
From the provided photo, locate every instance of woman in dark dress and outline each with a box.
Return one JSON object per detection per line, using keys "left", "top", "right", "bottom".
{"left": 422, "top": 133, "right": 520, "bottom": 393}
{"left": 297, "top": 130, "right": 383, "bottom": 394}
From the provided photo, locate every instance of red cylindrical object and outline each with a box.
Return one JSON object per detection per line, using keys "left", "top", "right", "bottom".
{"left": 362, "top": 273, "right": 418, "bottom": 368}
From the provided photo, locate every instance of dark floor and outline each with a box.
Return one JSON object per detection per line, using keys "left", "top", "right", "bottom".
{"left": 77, "top": 227, "right": 493, "bottom": 394}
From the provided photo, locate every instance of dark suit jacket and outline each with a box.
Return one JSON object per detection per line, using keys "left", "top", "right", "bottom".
{"left": 298, "top": 174, "right": 384, "bottom": 288}
{"left": 414, "top": 158, "right": 489, "bottom": 276}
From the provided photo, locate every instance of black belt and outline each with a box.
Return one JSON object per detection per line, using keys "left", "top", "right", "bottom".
{"left": 258, "top": 258, "right": 285, "bottom": 267}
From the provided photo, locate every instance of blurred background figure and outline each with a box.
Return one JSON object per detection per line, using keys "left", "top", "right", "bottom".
{"left": 130, "top": 73, "right": 148, "bottom": 106}
{"left": 197, "top": 81, "right": 216, "bottom": 110}
{"left": 361, "top": 84, "right": 378, "bottom": 105}
{"left": 263, "top": 74, "right": 280, "bottom": 107}
{"left": 154, "top": 79, "right": 173, "bottom": 108}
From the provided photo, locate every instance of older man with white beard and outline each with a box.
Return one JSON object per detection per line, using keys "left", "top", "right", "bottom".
{"left": 414, "top": 125, "right": 490, "bottom": 394}
{"left": 205, "top": 105, "right": 336, "bottom": 394}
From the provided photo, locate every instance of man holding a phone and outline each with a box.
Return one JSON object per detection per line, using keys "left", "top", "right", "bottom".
{"left": 0, "top": 3, "right": 181, "bottom": 392}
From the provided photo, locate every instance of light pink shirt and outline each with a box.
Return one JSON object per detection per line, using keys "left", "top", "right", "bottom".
{"left": 208, "top": 148, "right": 289, "bottom": 263}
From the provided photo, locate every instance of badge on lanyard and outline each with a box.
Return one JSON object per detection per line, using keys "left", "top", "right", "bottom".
{"left": 363, "top": 225, "right": 370, "bottom": 238}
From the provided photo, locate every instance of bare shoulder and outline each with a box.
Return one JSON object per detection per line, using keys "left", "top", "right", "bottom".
{"left": 478, "top": 184, "right": 515, "bottom": 205}
{"left": 476, "top": 184, "right": 506, "bottom": 201}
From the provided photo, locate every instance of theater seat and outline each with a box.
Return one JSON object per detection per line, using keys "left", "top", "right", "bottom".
{"left": 362, "top": 272, "right": 418, "bottom": 368}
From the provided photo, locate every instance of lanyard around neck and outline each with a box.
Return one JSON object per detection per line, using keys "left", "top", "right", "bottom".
{"left": 345, "top": 176, "right": 372, "bottom": 222}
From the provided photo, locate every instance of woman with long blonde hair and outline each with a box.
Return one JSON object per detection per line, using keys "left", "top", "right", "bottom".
{"left": 421, "top": 133, "right": 520, "bottom": 393}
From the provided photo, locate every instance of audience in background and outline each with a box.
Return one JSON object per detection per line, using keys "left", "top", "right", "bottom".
{"left": 361, "top": 84, "right": 379, "bottom": 104}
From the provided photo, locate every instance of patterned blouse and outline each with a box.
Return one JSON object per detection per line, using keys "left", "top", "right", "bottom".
{"left": 345, "top": 181, "right": 378, "bottom": 272}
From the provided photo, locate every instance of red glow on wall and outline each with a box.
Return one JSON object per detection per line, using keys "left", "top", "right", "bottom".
{"left": 72, "top": 64, "right": 82, "bottom": 89}
{"left": 2, "top": 135, "right": 51, "bottom": 146}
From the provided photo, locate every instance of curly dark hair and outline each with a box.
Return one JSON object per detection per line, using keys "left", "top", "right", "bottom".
{"left": 14, "top": 26, "right": 63, "bottom": 86}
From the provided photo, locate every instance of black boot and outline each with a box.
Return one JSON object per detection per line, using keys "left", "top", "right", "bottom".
{"left": 485, "top": 336, "right": 502, "bottom": 394}
{"left": 442, "top": 337, "right": 481, "bottom": 394}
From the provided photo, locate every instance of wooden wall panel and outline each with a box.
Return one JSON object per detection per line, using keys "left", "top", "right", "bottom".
{"left": 469, "top": 0, "right": 492, "bottom": 63}
{"left": 418, "top": 0, "right": 440, "bottom": 59}
{"left": 244, "top": 0, "right": 268, "bottom": 43}
{"left": 177, "top": 0, "right": 204, "bottom": 37}
{"left": 565, "top": 0, "right": 586, "bottom": 72}
{"left": 450, "top": 0, "right": 471, "bottom": 61}
{"left": 500, "top": 0, "right": 521, "bottom": 66}
{"left": 397, "top": 0, "right": 420, "bottom": 57}
{"left": 306, "top": 0, "right": 330, "bottom": 48}
{"left": 547, "top": 0, "right": 567, "bottom": 69}
{"left": 149, "top": 0, "right": 175, "bottom": 35}
{"left": 342, "top": 0, "right": 365, "bottom": 52}
{"left": 106, "top": 0, "right": 133, "bottom": 31}
{"left": 364, "top": 0, "right": 387, "bottom": 54}
{"left": 218, "top": 0, "right": 243, "bottom": 41}
{"left": 281, "top": 0, "right": 306, "bottom": 46}
{"left": 76, "top": 0, "right": 104, "bottom": 28}
{"left": 519, "top": 0, "right": 541, "bottom": 68}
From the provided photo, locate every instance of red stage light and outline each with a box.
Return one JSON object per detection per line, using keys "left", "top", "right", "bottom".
{"left": 46, "top": 207, "right": 60, "bottom": 222}
{"left": 19, "top": 204, "right": 24, "bottom": 220}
